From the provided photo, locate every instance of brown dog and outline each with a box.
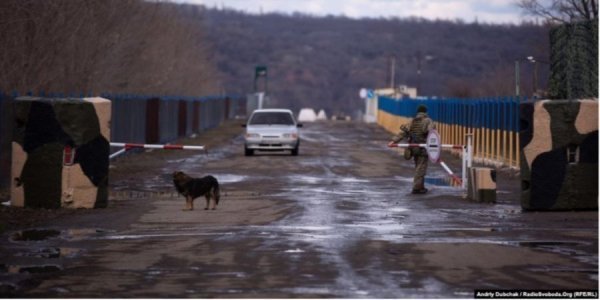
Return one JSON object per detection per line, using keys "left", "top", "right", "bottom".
{"left": 172, "top": 171, "right": 220, "bottom": 211}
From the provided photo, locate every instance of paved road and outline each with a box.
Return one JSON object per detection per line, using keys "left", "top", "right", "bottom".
{"left": 1, "top": 121, "right": 597, "bottom": 298}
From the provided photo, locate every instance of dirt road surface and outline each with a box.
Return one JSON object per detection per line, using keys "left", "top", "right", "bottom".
{"left": 0, "top": 121, "right": 597, "bottom": 298}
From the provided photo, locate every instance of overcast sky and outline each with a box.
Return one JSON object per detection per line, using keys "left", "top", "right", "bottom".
{"left": 180, "top": 0, "right": 528, "bottom": 24}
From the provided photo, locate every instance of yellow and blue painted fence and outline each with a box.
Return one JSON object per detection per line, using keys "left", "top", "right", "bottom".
{"left": 378, "top": 96, "right": 521, "bottom": 169}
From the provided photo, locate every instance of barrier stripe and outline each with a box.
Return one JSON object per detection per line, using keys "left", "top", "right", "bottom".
{"left": 439, "top": 160, "right": 463, "bottom": 186}
{"left": 110, "top": 142, "right": 205, "bottom": 150}
{"left": 109, "top": 148, "right": 127, "bottom": 160}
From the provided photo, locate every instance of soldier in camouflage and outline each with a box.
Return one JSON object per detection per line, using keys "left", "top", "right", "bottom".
{"left": 388, "top": 105, "right": 435, "bottom": 194}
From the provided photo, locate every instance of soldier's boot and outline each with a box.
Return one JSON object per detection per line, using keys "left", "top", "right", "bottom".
{"left": 411, "top": 185, "right": 428, "bottom": 194}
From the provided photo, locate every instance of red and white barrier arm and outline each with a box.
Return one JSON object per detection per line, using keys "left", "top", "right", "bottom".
{"left": 110, "top": 143, "right": 205, "bottom": 151}
{"left": 439, "top": 160, "right": 463, "bottom": 186}
{"left": 388, "top": 143, "right": 464, "bottom": 150}
{"left": 109, "top": 142, "right": 205, "bottom": 160}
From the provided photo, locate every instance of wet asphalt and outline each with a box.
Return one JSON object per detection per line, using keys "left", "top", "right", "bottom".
{"left": 0, "top": 121, "right": 597, "bottom": 298}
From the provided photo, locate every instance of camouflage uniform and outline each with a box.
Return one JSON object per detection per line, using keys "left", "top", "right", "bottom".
{"left": 392, "top": 111, "right": 435, "bottom": 193}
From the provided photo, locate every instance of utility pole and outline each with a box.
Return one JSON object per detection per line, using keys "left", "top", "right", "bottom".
{"left": 254, "top": 65, "right": 268, "bottom": 94}
{"left": 390, "top": 55, "right": 396, "bottom": 89}
{"left": 515, "top": 60, "right": 520, "bottom": 97}
{"left": 416, "top": 51, "right": 422, "bottom": 93}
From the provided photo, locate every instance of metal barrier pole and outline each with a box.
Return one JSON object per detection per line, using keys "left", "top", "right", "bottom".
{"left": 109, "top": 142, "right": 206, "bottom": 160}
{"left": 467, "top": 133, "right": 473, "bottom": 168}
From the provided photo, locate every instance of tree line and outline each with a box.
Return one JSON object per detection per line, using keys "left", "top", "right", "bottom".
{"left": 0, "top": 0, "right": 220, "bottom": 97}
{"left": 1, "top": 1, "right": 562, "bottom": 116}
{"left": 193, "top": 6, "right": 551, "bottom": 115}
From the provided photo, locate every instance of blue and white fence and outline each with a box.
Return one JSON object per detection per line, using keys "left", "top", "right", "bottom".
{"left": 378, "top": 96, "right": 522, "bottom": 168}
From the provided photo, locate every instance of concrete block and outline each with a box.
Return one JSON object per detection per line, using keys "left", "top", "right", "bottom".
{"left": 11, "top": 97, "right": 111, "bottom": 209}
{"left": 520, "top": 99, "right": 598, "bottom": 211}
{"left": 467, "top": 167, "right": 497, "bottom": 203}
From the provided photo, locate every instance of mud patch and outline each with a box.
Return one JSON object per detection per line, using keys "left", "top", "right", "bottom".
{"left": 0, "top": 282, "right": 17, "bottom": 295}
{"left": 10, "top": 265, "right": 62, "bottom": 274}
{"left": 16, "top": 247, "right": 81, "bottom": 259}
{"left": 11, "top": 229, "right": 60, "bottom": 242}
{"left": 518, "top": 241, "right": 584, "bottom": 248}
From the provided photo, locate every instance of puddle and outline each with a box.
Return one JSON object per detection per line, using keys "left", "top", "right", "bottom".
{"left": 425, "top": 176, "right": 461, "bottom": 187}
{"left": 63, "top": 228, "right": 114, "bottom": 240}
{"left": 340, "top": 177, "right": 370, "bottom": 183}
{"left": 0, "top": 283, "right": 17, "bottom": 295}
{"left": 518, "top": 241, "right": 584, "bottom": 248}
{"left": 11, "top": 228, "right": 114, "bottom": 243}
{"left": 205, "top": 272, "right": 246, "bottom": 278}
{"left": 11, "top": 229, "right": 60, "bottom": 242}
{"left": 9, "top": 265, "right": 62, "bottom": 274}
{"left": 288, "top": 175, "right": 322, "bottom": 184}
{"left": 16, "top": 247, "right": 82, "bottom": 259}
{"left": 284, "top": 287, "right": 333, "bottom": 296}
{"left": 284, "top": 248, "right": 305, "bottom": 253}
{"left": 393, "top": 176, "right": 413, "bottom": 183}
{"left": 214, "top": 174, "right": 248, "bottom": 183}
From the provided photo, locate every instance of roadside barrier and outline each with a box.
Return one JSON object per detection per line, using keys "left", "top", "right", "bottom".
{"left": 0, "top": 92, "right": 246, "bottom": 191}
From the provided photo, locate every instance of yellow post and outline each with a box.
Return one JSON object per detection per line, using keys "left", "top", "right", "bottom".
{"left": 481, "top": 127, "right": 486, "bottom": 161}
{"left": 502, "top": 130, "right": 508, "bottom": 166}
{"left": 440, "top": 123, "right": 448, "bottom": 143}
{"left": 475, "top": 127, "right": 480, "bottom": 160}
{"left": 490, "top": 128, "right": 494, "bottom": 162}
{"left": 455, "top": 125, "right": 459, "bottom": 151}
{"left": 515, "top": 132, "right": 520, "bottom": 169}
{"left": 491, "top": 129, "right": 495, "bottom": 162}
{"left": 485, "top": 127, "right": 491, "bottom": 162}
{"left": 450, "top": 124, "right": 454, "bottom": 149}
{"left": 496, "top": 129, "right": 501, "bottom": 162}
{"left": 508, "top": 131, "right": 513, "bottom": 167}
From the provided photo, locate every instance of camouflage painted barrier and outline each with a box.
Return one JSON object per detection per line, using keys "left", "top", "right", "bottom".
{"left": 11, "top": 97, "right": 111, "bottom": 209}
{"left": 0, "top": 94, "right": 12, "bottom": 190}
{"left": 520, "top": 99, "right": 598, "bottom": 211}
{"left": 467, "top": 167, "right": 496, "bottom": 203}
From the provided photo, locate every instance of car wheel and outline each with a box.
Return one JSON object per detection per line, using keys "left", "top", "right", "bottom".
{"left": 245, "top": 147, "right": 254, "bottom": 156}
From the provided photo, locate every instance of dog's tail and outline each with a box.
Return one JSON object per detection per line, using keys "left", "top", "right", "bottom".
{"left": 213, "top": 181, "right": 220, "bottom": 205}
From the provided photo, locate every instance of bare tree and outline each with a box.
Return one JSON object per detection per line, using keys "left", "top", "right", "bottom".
{"left": 516, "top": 0, "right": 598, "bottom": 23}
{"left": 0, "top": 0, "right": 221, "bottom": 96}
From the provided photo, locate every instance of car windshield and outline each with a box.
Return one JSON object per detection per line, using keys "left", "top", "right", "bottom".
{"left": 249, "top": 112, "right": 295, "bottom": 125}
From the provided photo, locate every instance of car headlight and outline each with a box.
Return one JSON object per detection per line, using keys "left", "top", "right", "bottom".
{"left": 245, "top": 133, "right": 260, "bottom": 138}
{"left": 282, "top": 133, "right": 298, "bottom": 139}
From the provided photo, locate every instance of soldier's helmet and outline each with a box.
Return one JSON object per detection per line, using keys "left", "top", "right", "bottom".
{"left": 417, "top": 104, "right": 427, "bottom": 113}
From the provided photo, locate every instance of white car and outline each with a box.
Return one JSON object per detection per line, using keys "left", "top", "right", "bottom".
{"left": 243, "top": 109, "right": 302, "bottom": 156}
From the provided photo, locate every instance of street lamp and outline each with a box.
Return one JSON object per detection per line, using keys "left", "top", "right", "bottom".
{"left": 527, "top": 56, "right": 538, "bottom": 96}
{"left": 527, "top": 56, "right": 549, "bottom": 98}
{"left": 254, "top": 65, "right": 268, "bottom": 94}
{"left": 416, "top": 52, "right": 434, "bottom": 94}
{"left": 389, "top": 55, "right": 397, "bottom": 89}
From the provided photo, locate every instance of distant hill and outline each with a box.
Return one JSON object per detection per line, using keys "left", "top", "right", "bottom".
{"left": 182, "top": 5, "right": 550, "bottom": 115}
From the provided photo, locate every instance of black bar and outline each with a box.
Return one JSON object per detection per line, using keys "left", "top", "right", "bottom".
{"left": 474, "top": 290, "right": 598, "bottom": 299}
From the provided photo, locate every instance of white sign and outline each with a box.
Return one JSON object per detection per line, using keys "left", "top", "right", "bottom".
{"left": 426, "top": 129, "right": 441, "bottom": 163}
{"left": 367, "top": 89, "right": 374, "bottom": 98}
{"left": 359, "top": 88, "right": 368, "bottom": 99}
